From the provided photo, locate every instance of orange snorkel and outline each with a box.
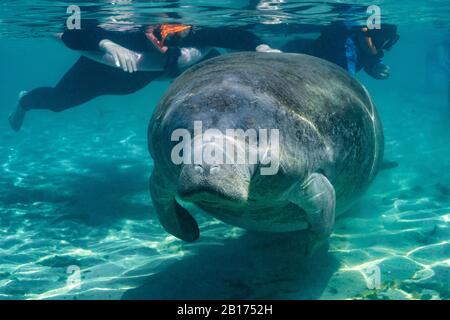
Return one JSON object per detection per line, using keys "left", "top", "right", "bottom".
{"left": 146, "top": 24, "right": 192, "bottom": 53}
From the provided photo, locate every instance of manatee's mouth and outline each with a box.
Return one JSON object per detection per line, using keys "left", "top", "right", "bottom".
{"left": 178, "top": 186, "right": 248, "bottom": 205}
{"left": 177, "top": 161, "right": 252, "bottom": 206}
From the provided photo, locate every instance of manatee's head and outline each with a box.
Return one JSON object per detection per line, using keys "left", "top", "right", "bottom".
{"left": 177, "top": 133, "right": 254, "bottom": 206}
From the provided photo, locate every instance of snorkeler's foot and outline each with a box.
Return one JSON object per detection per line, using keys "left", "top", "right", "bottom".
{"left": 256, "top": 44, "right": 282, "bottom": 53}
{"left": 8, "top": 91, "right": 28, "bottom": 132}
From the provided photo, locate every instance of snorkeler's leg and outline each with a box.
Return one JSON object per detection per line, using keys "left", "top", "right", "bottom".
{"left": 11, "top": 57, "right": 161, "bottom": 131}
{"left": 24, "top": 57, "right": 162, "bottom": 111}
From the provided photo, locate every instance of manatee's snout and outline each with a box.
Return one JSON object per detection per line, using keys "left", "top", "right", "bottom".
{"left": 178, "top": 163, "right": 251, "bottom": 204}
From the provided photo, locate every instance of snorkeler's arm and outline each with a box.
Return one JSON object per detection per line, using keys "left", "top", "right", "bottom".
{"left": 61, "top": 26, "right": 152, "bottom": 52}
{"left": 174, "top": 27, "right": 264, "bottom": 51}
{"left": 358, "top": 27, "right": 378, "bottom": 56}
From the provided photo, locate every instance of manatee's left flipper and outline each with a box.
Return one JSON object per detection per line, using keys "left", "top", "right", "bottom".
{"left": 290, "top": 173, "right": 336, "bottom": 253}
{"left": 150, "top": 171, "right": 200, "bottom": 242}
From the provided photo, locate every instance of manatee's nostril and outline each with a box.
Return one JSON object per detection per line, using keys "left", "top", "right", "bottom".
{"left": 194, "top": 165, "right": 204, "bottom": 174}
{"left": 210, "top": 165, "right": 220, "bottom": 175}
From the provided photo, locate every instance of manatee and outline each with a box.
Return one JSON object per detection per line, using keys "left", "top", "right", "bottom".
{"left": 148, "top": 52, "right": 384, "bottom": 245}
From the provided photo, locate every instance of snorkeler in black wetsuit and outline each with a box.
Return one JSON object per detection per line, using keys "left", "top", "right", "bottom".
{"left": 8, "top": 24, "right": 273, "bottom": 132}
{"left": 282, "top": 22, "right": 399, "bottom": 79}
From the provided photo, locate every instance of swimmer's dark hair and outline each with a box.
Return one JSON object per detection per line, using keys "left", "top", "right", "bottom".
{"left": 369, "top": 23, "right": 399, "bottom": 50}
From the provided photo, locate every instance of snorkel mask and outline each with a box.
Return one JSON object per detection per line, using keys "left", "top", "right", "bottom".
{"left": 155, "top": 24, "right": 192, "bottom": 45}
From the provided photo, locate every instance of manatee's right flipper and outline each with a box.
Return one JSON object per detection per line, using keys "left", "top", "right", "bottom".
{"left": 149, "top": 171, "right": 199, "bottom": 242}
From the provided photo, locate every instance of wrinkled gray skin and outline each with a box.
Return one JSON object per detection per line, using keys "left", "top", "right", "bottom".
{"left": 148, "top": 52, "right": 384, "bottom": 243}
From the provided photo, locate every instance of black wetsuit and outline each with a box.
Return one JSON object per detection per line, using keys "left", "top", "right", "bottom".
{"left": 282, "top": 22, "right": 386, "bottom": 76}
{"left": 20, "top": 26, "right": 263, "bottom": 113}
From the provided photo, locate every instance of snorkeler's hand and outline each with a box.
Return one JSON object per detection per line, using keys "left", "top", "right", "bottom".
{"left": 365, "top": 62, "right": 391, "bottom": 80}
{"left": 99, "top": 39, "right": 141, "bottom": 73}
{"left": 256, "top": 44, "right": 282, "bottom": 53}
{"left": 177, "top": 47, "right": 204, "bottom": 68}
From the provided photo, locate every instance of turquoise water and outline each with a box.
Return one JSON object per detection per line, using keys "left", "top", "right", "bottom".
{"left": 0, "top": 1, "right": 449, "bottom": 300}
